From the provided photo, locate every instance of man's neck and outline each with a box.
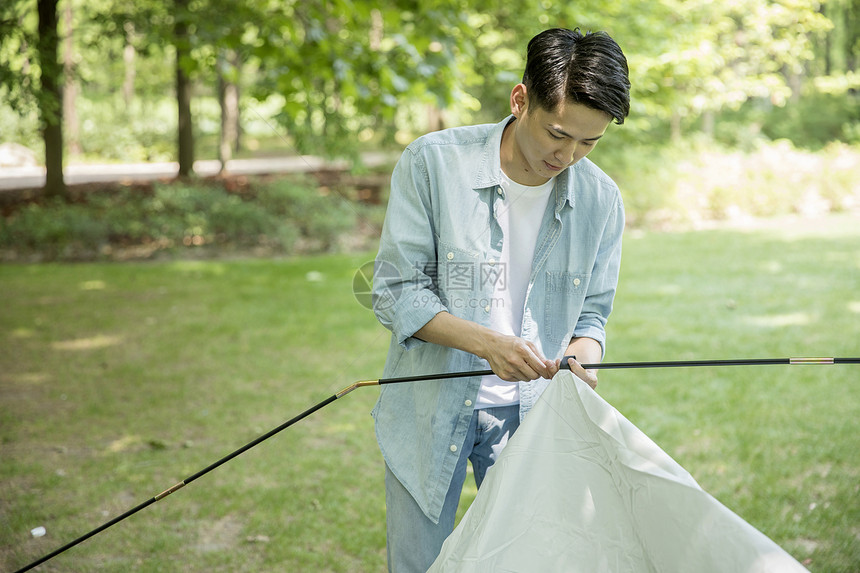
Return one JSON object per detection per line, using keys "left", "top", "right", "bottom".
{"left": 499, "top": 117, "right": 551, "bottom": 187}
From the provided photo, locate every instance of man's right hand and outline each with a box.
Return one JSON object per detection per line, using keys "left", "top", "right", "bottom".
{"left": 414, "top": 312, "right": 557, "bottom": 381}
{"left": 480, "top": 332, "right": 558, "bottom": 381}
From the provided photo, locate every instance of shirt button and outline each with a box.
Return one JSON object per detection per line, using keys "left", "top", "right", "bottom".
{"left": 573, "top": 278, "right": 581, "bottom": 286}
{"left": 484, "top": 305, "right": 491, "bottom": 312}
{"left": 488, "top": 258, "right": 496, "bottom": 266}
{"left": 446, "top": 252, "right": 454, "bottom": 260}
{"left": 496, "top": 187, "right": 503, "bottom": 196}
{"left": 464, "top": 399, "right": 472, "bottom": 407}
{"left": 450, "top": 444, "right": 458, "bottom": 452}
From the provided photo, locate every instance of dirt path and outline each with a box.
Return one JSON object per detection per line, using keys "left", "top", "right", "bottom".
{"left": 0, "top": 153, "right": 396, "bottom": 191}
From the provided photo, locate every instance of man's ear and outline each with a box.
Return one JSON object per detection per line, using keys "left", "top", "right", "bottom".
{"left": 510, "top": 83, "right": 528, "bottom": 118}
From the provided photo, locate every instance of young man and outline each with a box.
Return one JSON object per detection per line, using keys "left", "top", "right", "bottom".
{"left": 371, "top": 28, "right": 631, "bottom": 572}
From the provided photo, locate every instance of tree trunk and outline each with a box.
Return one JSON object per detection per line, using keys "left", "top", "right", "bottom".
{"left": 175, "top": 0, "right": 194, "bottom": 178}
{"left": 821, "top": 2, "right": 831, "bottom": 76}
{"left": 176, "top": 65, "right": 194, "bottom": 177}
{"left": 217, "top": 52, "right": 240, "bottom": 173}
{"left": 701, "top": 110, "right": 714, "bottom": 139}
{"left": 63, "top": 0, "right": 81, "bottom": 156}
{"left": 38, "top": 0, "right": 66, "bottom": 198}
{"left": 788, "top": 70, "right": 803, "bottom": 103}
{"left": 670, "top": 111, "right": 682, "bottom": 144}
{"left": 426, "top": 104, "right": 445, "bottom": 132}
{"left": 122, "top": 22, "right": 136, "bottom": 105}
{"left": 846, "top": 1, "right": 858, "bottom": 73}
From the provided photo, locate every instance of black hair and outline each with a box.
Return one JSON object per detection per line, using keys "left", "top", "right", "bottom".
{"left": 522, "top": 28, "right": 631, "bottom": 124}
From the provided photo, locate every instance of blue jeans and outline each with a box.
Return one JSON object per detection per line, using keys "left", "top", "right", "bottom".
{"left": 385, "top": 405, "right": 520, "bottom": 573}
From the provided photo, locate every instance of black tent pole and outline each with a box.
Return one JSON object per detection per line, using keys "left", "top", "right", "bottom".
{"left": 13, "top": 355, "right": 858, "bottom": 572}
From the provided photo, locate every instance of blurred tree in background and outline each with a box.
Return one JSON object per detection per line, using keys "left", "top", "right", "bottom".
{"left": 1, "top": 0, "right": 858, "bottom": 199}
{"left": 1, "top": 0, "right": 67, "bottom": 197}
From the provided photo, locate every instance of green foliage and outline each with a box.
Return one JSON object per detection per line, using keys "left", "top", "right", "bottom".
{"left": 251, "top": 0, "right": 470, "bottom": 157}
{"left": 589, "top": 143, "right": 683, "bottom": 227}
{"left": 0, "top": 0, "right": 39, "bottom": 116}
{"left": 0, "top": 104, "right": 41, "bottom": 158}
{"left": 0, "top": 177, "right": 359, "bottom": 261}
{"left": 667, "top": 141, "right": 860, "bottom": 223}
{"left": 758, "top": 91, "right": 860, "bottom": 147}
{"left": 1, "top": 0, "right": 859, "bottom": 167}
{"left": 627, "top": 0, "right": 830, "bottom": 121}
{"left": 75, "top": 96, "right": 177, "bottom": 162}
{"left": 589, "top": 140, "right": 860, "bottom": 228}
{"left": 0, "top": 198, "right": 104, "bottom": 257}
{"left": 255, "top": 178, "right": 356, "bottom": 250}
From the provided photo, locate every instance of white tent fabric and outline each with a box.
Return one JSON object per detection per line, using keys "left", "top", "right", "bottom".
{"left": 428, "top": 371, "right": 808, "bottom": 573}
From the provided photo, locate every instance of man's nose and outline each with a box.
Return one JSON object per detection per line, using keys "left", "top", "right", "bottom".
{"left": 555, "top": 141, "right": 578, "bottom": 164}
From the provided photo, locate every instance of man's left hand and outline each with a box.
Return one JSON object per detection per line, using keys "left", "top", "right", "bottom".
{"left": 558, "top": 356, "right": 598, "bottom": 389}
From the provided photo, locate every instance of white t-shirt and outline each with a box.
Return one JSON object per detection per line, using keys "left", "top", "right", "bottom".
{"left": 476, "top": 171, "right": 554, "bottom": 408}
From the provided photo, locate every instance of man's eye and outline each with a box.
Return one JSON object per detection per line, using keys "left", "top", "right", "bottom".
{"left": 548, "top": 131, "right": 564, "bottom": 140}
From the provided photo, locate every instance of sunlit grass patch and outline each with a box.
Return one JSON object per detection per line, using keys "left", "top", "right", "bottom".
{"left": 1, "top": 215, "right": 858, "bottom": 572}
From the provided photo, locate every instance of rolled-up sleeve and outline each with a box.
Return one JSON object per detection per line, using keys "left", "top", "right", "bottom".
{"left": 573, "top": 191, "right": 625, "bottom": 357}
{"left": 373, "top": 147, "right": 449, "bottom": 349}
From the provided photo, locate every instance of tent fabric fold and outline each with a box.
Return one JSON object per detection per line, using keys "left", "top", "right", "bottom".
{"left": 427, "top": 370, "right": 808, "bottom": 573}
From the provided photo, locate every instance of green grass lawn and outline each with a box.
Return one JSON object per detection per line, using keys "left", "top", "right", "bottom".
{"left": 1, "top": 214, "right": 858, "bottom": 572}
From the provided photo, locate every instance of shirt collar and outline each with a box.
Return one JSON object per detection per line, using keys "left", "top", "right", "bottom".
{"left": 473, "top": 115, "right": 575, "bottom": 212}
{"left": 471, "top": 115, "right": 512, "bottom": 191}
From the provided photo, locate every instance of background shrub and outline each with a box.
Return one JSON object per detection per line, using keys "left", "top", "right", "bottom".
{"left": 2, "top": 141, "right": 858, "bottom": 261}
{"left": 0, "top": 176, "right": 364, "bottom": 261}
{"left": 595, "top": 140, "right": 860, "bottom": 229}
{"left": 255, "top": 178, "right": 357, "bottom": 251}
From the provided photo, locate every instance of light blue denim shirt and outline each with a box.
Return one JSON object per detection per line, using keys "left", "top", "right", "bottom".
{"left": 371, "top": 115, "right": 624, "bottom": 523}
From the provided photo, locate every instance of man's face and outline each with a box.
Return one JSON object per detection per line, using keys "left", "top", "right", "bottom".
{"left": 503, "top": 84, "right": 613, "bottom": 186}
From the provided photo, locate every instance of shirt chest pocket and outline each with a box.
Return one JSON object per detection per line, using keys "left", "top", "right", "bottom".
{"left": 436, "top": 239, "right": 483, "bottom": 315}
{"left": 544, "top": 270, "right": 590, "bottom": 344}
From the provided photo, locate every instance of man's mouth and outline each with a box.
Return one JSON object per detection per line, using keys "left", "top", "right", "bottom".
{"left": 544, "top": 161, "right": 563, "bottom": 171}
